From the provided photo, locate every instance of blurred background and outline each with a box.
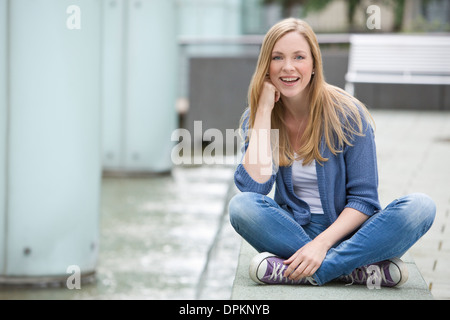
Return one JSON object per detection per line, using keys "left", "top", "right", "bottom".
{"left": 0, "top": 0, "right": 449, "bottom": 299}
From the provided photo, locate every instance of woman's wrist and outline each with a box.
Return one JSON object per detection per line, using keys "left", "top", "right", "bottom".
{"left": 312, "top": 235, "right": 334, "bottom": 251}
{"left": 256, "top": 104, "right": 273, "bottom": 116}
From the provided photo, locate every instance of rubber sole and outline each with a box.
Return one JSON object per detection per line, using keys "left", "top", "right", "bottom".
{"left": 249, "top": 252, "right": 278, "bottom": 285}
{"left": 389, "top": 257, "right": 409, "bottom": 287}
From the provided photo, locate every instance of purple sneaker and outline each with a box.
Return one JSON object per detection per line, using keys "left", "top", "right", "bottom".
{"left": 249, "top": 252, "right": 317, "bottom": 285}
{"left": 340, "top": 258, "right": 409, "bottom": 287}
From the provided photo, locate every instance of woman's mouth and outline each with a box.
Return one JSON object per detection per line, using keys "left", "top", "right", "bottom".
{"left": 280, "top": 77, "right": 300, "bottom": 86}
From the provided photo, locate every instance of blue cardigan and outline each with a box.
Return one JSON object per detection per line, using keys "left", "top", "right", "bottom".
{"left": 234, "top": 110, "right": 381, "bottom": 225}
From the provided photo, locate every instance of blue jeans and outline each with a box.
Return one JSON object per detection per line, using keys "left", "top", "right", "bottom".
{"left": 228, "top": 192, "right": 436, "bottom": 285}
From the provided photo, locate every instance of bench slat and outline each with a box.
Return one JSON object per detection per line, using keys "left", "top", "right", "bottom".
{"left": 345, "top": 35, "right": 450, "bottom": 94}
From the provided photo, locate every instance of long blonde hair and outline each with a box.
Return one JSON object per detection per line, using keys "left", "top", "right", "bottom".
{"left": 243, "top": 18, "right": 374, "bottom": 166}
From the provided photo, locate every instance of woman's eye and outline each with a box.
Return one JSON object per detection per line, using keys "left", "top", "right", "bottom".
{"left": 272, "top": 56, "right": 282, "bottom": 60}
{"left": 295, "top": 55, "right": 304, "bottom": 60}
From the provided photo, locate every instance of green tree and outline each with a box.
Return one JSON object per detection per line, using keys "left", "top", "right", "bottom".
{"left": 263, "top": 0, "right": 406, "bottom": 32}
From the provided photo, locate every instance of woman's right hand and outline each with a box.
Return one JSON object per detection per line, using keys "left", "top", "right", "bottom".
{"left": 259, "top": 80, "right": 280, "bottom": 111}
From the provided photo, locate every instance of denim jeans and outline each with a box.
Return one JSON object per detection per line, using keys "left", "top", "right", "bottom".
{"left": 228, "top": 192, "right": 436, "bottom": 285}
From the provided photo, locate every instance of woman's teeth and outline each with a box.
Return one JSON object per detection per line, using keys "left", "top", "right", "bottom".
{"left": 281, "top": 77, "right": 299, "bottom": 82}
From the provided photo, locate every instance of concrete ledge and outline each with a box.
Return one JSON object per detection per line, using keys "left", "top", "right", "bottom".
{"left": 231, "top": 240, "right": 433, "bottom": 300}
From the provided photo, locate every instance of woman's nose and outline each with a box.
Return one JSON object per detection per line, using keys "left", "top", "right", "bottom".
{"left": 282, "top": 59, "right": 295, "bottom": 72}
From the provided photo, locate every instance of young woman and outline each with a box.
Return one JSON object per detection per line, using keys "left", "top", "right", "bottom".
{"left": 228, "top": 18, "right": 436, "bottom": 287}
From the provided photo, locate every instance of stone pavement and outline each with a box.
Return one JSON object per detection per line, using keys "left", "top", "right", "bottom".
{"left": 372, "top": 110, "right": 450, "bottom": 299}
{"left": 232, "top": 240, "right": 433, "bottom": 300}
{"left": 0, "top": 163, "right": 241, "bottom": 299}
{"left": 0, "top": 110, "right": 448, "bottom": 300}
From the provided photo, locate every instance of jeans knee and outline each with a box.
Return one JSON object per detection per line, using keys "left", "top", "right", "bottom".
{"left": 228, "top": 193, "right": 241, "bottom": 227}
{"left": 413, "top": 193, "right": 436, "bottom": 226}
{"left": 228, "top": 192, "right": 259, "bottom": 230}
{"left": 403, "top": 193, "right": 436, "bottom": 232}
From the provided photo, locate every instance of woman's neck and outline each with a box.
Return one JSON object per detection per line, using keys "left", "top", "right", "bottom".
{"left": 282, "top": 92, "right": 310, "bottom": 122}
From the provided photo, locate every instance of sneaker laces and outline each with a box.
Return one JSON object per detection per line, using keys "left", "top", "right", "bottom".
{"left": 268, "top": 261, "right": 317, "bottom": 285}
{"left": 268, "top": 261, "right": 287, "bottom": 282}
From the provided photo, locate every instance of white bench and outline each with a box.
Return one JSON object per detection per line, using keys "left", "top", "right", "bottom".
{"left": 345, "top": 34, "right": 450, "bottom": 96}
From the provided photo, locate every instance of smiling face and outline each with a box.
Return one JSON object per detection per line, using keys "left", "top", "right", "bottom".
{"left": 269, "top": 31, "right": 314, "bottom": 103}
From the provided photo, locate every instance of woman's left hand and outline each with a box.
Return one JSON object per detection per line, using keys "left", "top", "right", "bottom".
{"left": 283, "top": 239, "right": 329, "bottom": 280}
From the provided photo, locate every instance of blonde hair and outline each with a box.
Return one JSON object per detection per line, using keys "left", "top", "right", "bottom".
{"left": 242, "top": 18, "right": 374, "bottom": 166}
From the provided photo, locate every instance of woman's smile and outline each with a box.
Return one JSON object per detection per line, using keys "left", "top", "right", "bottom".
{"left": 279, "top": 76, "right": 301, "bottom": 86}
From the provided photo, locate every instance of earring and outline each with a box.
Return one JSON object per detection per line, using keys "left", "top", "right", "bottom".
{"left": 312, "top": 71, "right": 315, "bottom": 75}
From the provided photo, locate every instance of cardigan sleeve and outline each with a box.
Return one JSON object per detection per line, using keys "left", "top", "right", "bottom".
{"left": 233, "top": 109, "right": 277, "bottom": 195}
{"left": 234, "top": 163, "right": 276, "bottom": 195}
{"left": 343, "top": 118, "right": 382, "bottom": 216}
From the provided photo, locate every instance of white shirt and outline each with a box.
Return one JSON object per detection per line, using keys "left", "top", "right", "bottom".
{"left": 291, "top": 157, "right": 324, "bottom": 214}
